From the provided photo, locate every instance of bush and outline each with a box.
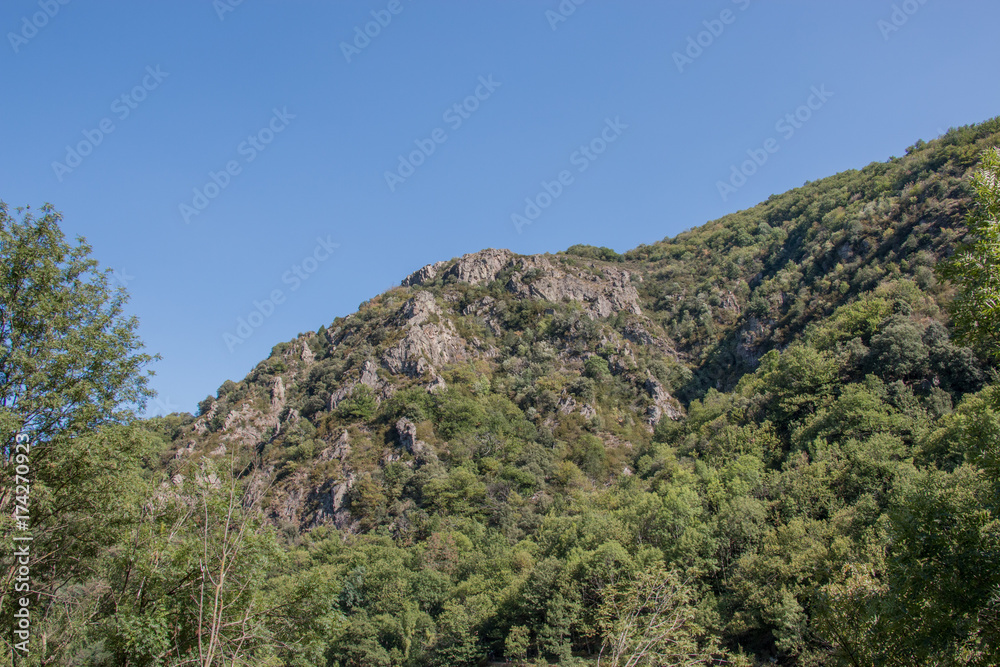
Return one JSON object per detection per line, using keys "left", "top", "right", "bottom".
{"left": 868, "top": 316, "right": 929, "bottom": 381}
{"left": 584, "top": 356, "right": 611, "bottom": 380}
{"left": 339, "top": 385, "right": 378, "bottom": 421}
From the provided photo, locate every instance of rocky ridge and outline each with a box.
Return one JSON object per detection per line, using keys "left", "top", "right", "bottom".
{"left": 168, "top": 246, "right": 685, "bottom": 532}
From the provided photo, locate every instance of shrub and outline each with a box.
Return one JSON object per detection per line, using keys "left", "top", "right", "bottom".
{"left": 339, "top": 385, "right": 377, "bottom": 421}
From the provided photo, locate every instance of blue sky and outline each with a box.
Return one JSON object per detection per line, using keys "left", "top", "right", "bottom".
{"left": 2, "top": 1, "right": 998, "bottom": 416}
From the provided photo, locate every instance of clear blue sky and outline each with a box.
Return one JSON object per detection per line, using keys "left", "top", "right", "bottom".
{"left": 2, "top": 1, "right": 998, "bottom": 416}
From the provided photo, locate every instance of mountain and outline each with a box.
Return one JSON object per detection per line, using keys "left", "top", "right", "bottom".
{"left": 146, "top": 117, "right": 1000, "bottom": 664}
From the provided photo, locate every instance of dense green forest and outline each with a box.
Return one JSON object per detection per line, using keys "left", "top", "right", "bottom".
{"left": 2, "top": 118, "right": 999, "bottom": 666}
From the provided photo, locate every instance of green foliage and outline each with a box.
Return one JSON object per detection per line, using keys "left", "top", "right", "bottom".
{"left": 584, "top": 355, "right": 611, "bottom": 379}
{"left": 563, "top": 244, "right": 623, "bottom": 262}
{"left": 0, "top": 202, "right": 157, "bottom": 444}
{"left": 434, "top": 390, "right": 487, "bottom": 439}
{"left": 423, "top": 468, "right": 487, "bottom": 517}
{"left": 939, "top": 147, "right": 1000, "bottom": 358}
{"left": 882, "top": 464, "right": 1000, "bottom": 663}
{"left": 340, "top": 385, "right": 378, "bottom": 421}
{"left": 383, "top": 386, "right": 434, "bottom": 423}
{"left": 596, "top": 564, "right": 720, "bottom": 666}
{"left": 505, "top": 625, "right": 531, "bottom": 664}
{"left": 868, "top": 316, "right": 929, "bottom": 378}
{"left": 0, "top": 203, "right": 159, "bottom": 659}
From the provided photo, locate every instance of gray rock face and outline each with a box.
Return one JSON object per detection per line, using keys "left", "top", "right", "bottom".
{"left": 401, "top": 261, "right": 446, "bottom": 287}
{"left": 445, "top": 248, "right": 514, "bottom": 285}
{"left": 300, "top": 341, "right": 315, "bottom": 364}
{"left": 328, "top": 359, "right": 392, "bottom": 412}
{"left": 396, "top": 291, "right": 440, "bottom": 327}
{"left": 644, "top": 376, "right": 683, "bottom": 424}
{"left": 622, "top": 321, "right": 674, "bottom": 354}
{"left": 396, "top": 417, "right": 418, "bottom": 452}
{"left": 314, "top": 472, "right": 355, "bottom": 529}
{"left": 381, "top": 319, "right": 467, "bottom": 377}
{"left": 402, "top": 249, "right": 640, "bottom": 319}
{"left": 507, "top": 257, "right": 642, "bottom": 318}
{"left": 192, "top": 399, "right": 218, "bottom": 435}
{"left": 557, "top": 393, "right": 577, "bottom": 414}
{"left": 270, "top": 376, "right": 285, "bottom": 412}
{"left": 557, "top": 393, "right": 597, "bottom": 420}
{"left": 462, "top": 296, "right": 503, "bottom": 335}
{"left": 173, "top": 440, "right": 196, "bottom": 459}
{"left": 331, "top": 475, "right": 352, "bottom": 509}
{"left": 737, "top": 316, "right": 769, "bottom": 366}
{"left": 319, "top": 430, "right": 351, "bottom": 462}
{"left": 403, "top": 248, "right": 513, "bottom": 288}
{"left": 395, "top": 417, "right": 435, "bottom": 462}
{"left": 329, "top": 384, "right": 352, "bottom": 411}
{"left": 427, "top": 374, "right": 447, "bottom": 393}
{"left": 219, "top": 398, "right": 280, "bottom": 450}
{"left": 359, "top": 360, "right": 380, "bottom": 389}
{"left": 381, "top": 290, "right": 468, "bottom": 377}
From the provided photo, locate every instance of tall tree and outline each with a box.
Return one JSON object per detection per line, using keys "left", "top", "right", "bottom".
{"left": 0, "top": 203, "right": 157, "bottom": 659}
{"left": 596, "top": 565, "right": 725, "bottom": 667}
{"left": 939, "top": 147, "right": 1000, "bottom": 358}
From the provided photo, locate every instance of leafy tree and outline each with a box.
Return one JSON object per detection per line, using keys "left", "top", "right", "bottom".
{"left": 828, "top": 464, "right": 1000, "bottom": 666}
{"left": 564, "top": 245, "right": 623, "bottom": 262}
{"left": 867, "top": 316, "right": 929, "bottom": 381}
{"left": 585, "top": 356, "right": 611, "bottom": 380}
{"left": 100, "top": 458, "right": 343, "bottom": 666}
{"left": 939, "top": 147, "right": 1000, "bottom": 358}
{"left": 505, "top": 625, "right": 531, "bottom": 664}
{"left": 0, "top": 203, "right": 157, "bottom": 658}
{"left": 746, "top": 345, "right": 838, "bottom": 426}
{"left": 339, "top": 385, "right": 377, "bottom": 421}
{"left": 0, "top": 202, "right": 156, "bottom": 444}
{"left": 596, "top": 565, "right": 720, "bottom": 667}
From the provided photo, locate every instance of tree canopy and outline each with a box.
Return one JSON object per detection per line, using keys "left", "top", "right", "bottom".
{"left": 939, "top": 146, "right": 1000, "bottom": 358}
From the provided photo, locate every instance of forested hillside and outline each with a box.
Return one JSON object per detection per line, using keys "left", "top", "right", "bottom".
{"left": 3, "top": 118, "right": 999, "bottom": 666}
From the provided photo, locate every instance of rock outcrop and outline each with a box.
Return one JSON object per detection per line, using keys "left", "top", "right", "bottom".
{"left": 644, "top": 376, "right": 684, "bottom": 425}
{"left": 507, "top": 257, "right": 642, "bottom": 318}
{"left": 404, "top": 250, "right": 642, "bottom": 319}
{"left": 396, "top": 290, "right": 440, "bottom": 327}
{"left": 445, "top": 248, "right": 514, "bottom": 285}
{"left": 403, "top": 249, "right": 514, "bottom": 288}
{"left": 173, "top": 242, "right": 688, "bottom": 532}
{"left": 328, "top": 359, "right": 393, "bottom": 411}
{"left": 395, "top": 417, "right": 436, "bottom": 463}
{"left": 401, "top": 260, "right": 446, "bottom": 287}
{"left": 381, "top": 295, "right": 468, "bottom": 378}
{"left": 319, "top": 430, "right": 351, "bottom": 462}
